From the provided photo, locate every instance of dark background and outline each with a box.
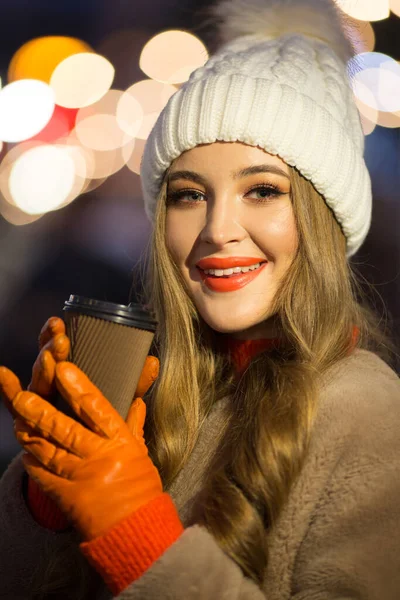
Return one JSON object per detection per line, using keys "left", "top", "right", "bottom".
{"left": 0, "top": 1, "right": 399, "bottom": 474}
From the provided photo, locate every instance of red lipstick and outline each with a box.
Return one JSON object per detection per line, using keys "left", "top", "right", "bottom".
{"left": 196, "top": 256, "right": 267, "bottom": 270}
{"left": 196, "top": 259, "right": 268, "bottom": 293}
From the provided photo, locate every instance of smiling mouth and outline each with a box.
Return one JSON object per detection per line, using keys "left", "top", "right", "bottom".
{"left": 195, "top": 261, "right": 268, "bottom": 293}
{"left": 196, "top": 263, "right": 266, "bottom": 278}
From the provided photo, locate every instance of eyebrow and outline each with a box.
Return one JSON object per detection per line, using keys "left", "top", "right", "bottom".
{"left": 167, "top": 164, "right": 290, "bottom": 186}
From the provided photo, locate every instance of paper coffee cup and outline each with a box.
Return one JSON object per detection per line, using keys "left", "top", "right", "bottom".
{"left": 54, "top": 295, "right": 158, "bottom": 424}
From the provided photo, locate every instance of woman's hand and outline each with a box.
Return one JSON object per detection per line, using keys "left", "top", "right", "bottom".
{"left": 0, "top": 354, "right": 161, "bottom": 542}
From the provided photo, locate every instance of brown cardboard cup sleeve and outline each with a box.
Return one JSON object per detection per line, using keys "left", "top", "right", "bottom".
{"left": 53, "top": 296, "right": 158, "bottom": 424}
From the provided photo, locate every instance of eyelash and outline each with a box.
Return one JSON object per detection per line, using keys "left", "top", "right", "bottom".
{"left": 166, "top": 184, "right": 285, "bottom": 206}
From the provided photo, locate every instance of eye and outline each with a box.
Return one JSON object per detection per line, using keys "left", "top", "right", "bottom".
{"left": 245, "top": 184, "right": 285, "bottom": 202}
{"left": 166, "top": 189, "right": 205, "bottom": 205}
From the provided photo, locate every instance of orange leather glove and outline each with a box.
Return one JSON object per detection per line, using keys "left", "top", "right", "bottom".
{"left": 29, "top": 316, "right": 70, "bottom": 398}
{"left": 22, "top": 316, "right": 71, "bottom": 528}
{"left": 0, "top": 350, "right": 161, "bottom": 542}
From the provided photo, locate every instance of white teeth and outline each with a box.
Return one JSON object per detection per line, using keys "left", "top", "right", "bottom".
{"left": 203, "top": 262, "right": 262, "bottom": 276}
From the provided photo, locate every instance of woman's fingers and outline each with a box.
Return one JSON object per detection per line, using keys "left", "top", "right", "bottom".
{"left": 33, "top": 316, "right": 70, "bottom": 397}
{"left": 29, "top": 349, "right": 56, "bottom": 397}
{"left": 0, "top": 366, "right": 23, "bottom": 419}
{"left": 29, "top": 334, "right": 70, "bottom": 397}
{"left": 15, "top": 417, "right": 81, "bottom": 476}
{"left": 22, "top": 453, "right": 72, "bottom": 497}
{"left": 38, "top": 317, "right": 66, "bottom": 351}
{"left": 134, "top": 356, "right": 159, "bottom": 399}
{"left": 55, "top": 362, "right": 130, "bottom": 442}
{"left": 126, "top": 397, "right": 146, "bottom": 440}
{"left": 12, "top": 390, "right": 100, "bottom": 458}
{"left": 0, "top": 368, "right": 96, "bottom": 460}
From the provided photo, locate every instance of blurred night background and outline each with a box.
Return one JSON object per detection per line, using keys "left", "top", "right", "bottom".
{"left": 0, "top": 0, "right": 400, "bottom": 474}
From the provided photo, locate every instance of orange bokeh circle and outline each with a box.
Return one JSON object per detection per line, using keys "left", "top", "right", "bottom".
{"left": 8, "top": 36, "right": 93, "bottom": 84}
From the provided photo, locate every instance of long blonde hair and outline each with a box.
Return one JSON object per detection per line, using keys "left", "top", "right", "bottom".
{"left": 138, "top": 162, "right": 399, "bottom": 586}
{"left": 31, "top": 163, "right": 399, "bottom": 597}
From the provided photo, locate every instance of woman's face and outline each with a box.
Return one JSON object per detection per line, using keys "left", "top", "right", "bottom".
{"left": 165, "top": 141, "right": 298, "bottom": 340}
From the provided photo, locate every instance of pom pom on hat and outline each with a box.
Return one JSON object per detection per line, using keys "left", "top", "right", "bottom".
{"left": 209, "top": 0, "right": 356, "bottom": 64}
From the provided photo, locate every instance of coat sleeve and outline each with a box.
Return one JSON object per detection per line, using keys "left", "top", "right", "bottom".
{"left": 114, "top": 524, "right": 267, "bottom": 600}
{"left": 0, "top": 451, "right": 110, "bottom": 599}
{"left": 290, "top": 366, "right": 400, "bottom": 599}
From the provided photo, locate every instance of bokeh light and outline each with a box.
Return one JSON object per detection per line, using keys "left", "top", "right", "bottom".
{"left": 124, "top": 137, "right": 146, "bottom": 175}
{"left": 0, "top": 141, "right": 47, "bottom": 207}
{"left": 66, "top": 129, "right": 135, "bottom": 180}
{"left": 57, "top": 134, "right": 113, "bottom": 194}
{"left": 0, "top": 140, "right": 40, "bottom": 173}
{"left": 390, "top": 0, "right": 400, "bottom": 18}
{"left": 344, "top": 17, "right": 375, "bottom": 53}
{"left": 8, "top": 145, "right": 82, "bottom": 214}
{"left": 116, "top": 93, "right": 144, "bottom": 138}
{"left": 359, "top": 113, "right": 377, "bottom": 136}
{"left": 89, "top": 143, "right": 135, "bottom": 179}
{"left": 81, "top": 176, "right": 109, "bottom": 195}
{"left": 50, "top": 53, "right": 115, "bottom": 109}
{"left": 0, "top": 191, "right": 44, "bottom": 225}
{"left": 0, "top": 143, "right": 87, "bottom": 215}
{"left": 353, "top": 82, "right": 378, "bottom": 135}
{"left": 29, "top": 105, "right": 78, "bottom": 143}
{"left": 140, "top": 30, "right": 208, "bottom": 84}
{"left": 353, "top": 68, "right": 400, "bottom": 113}
{"left": 349, "top": 52, "right": 400, "bottom": 113}
{"left": 121, "top": 79, "right": 177, "bottom": 139}
{"left": 8, "top": 36, "right": 93, "bottom": 84}
{"left": 75, "top": 90, "right": 137, "bottom": 152}
{"left": 60, "top": 133, "right": 96, "bottom": 180}
{"left": 58, "top": 143, "right": 91, "bottom": 192}
{"left": 376, "top": 110, "right": 400, "bottom": 128}
{"left": 0, "top": 79, "right": 55, "bottom": 142}
{"left": 335, "top": 0, "right": 390, "bottom": 22}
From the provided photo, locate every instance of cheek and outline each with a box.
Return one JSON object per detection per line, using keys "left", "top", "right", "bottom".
{"left": 165, "top": 212, "right": 195, "bottom": 265}
{"left": 257, "top": 207, "right": 298, "bottom": 257}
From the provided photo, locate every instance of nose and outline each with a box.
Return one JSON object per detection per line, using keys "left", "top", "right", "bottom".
{"left": 198, "top": 195, "right": 246, "bottom": 247}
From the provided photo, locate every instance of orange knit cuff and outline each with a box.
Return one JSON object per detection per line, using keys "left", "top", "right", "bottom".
{"left": 80, "top": 493, "right": 185, "bottom": 596}
{"left": 26, "top": 476, "right": 70, "bottom": 531}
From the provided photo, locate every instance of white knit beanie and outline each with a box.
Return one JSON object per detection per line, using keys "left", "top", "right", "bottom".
{"left": 140, "top": 0, "right": 372, "bottom": 258}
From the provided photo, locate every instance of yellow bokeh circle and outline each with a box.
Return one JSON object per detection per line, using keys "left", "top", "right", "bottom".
{"left": 8, "top": 36, "right": 93, "bottom": 84}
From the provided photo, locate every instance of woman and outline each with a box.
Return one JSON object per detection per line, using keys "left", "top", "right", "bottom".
{"left": 1, "top": 0, "right": 400, "bottom": 598}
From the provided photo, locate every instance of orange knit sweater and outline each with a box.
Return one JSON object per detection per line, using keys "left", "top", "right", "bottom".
{"left": 26, "top": 326, "right": 360, "bottom": 595}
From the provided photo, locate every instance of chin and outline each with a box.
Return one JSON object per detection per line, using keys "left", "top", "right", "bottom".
{"left": 195, "top": 300, "right": 273, "bottom": 337}
{"left": 201, "top": 317, "right": 255, "bottom": 336}
{"left": 210, "top": 324, "right": 241, "bottom": 334}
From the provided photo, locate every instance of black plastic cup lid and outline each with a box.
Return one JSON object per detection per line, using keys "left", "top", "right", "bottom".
{"left": 63, "top": 295, "right": 158, "bottom": 332}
